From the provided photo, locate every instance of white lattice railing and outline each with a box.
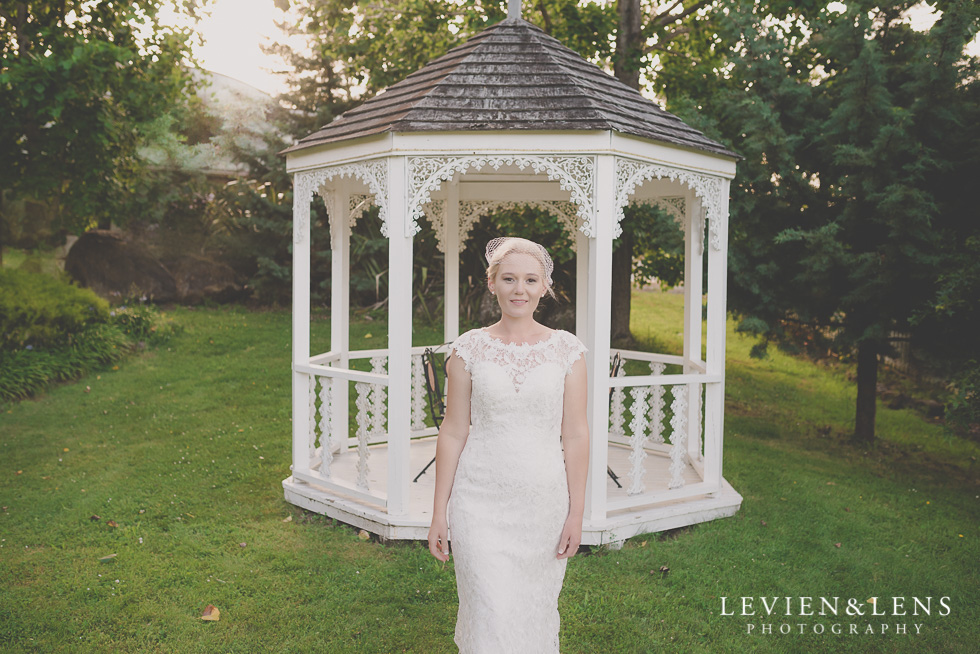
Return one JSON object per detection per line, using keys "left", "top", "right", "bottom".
{"left": 606, "top": 349, "right": 718, "bottom": 511}
{"left": 294, "top": 345, "right": 447, "bottom": 508}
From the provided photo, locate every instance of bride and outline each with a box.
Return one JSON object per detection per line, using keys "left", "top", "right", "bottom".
{"left": 427, "top": 236, "right": 590, "bottom": 653}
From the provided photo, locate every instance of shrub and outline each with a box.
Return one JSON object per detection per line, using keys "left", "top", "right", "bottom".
{"left": 110, "top": 303, "right": 180, "bottom": 345}
{"left": 0, "top": 323, "right": 130, "bottom": 401}
{"left": 0, "top": 268, "right": 109, "bottom": 351}
{"left": 0, "top": 269, "right": 181, "bottom": 402}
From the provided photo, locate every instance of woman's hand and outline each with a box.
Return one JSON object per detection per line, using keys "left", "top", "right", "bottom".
{"left": 428, "top": 515, "right": 451, "bottom": 562}
{"left": 556, "top": 513, "right": 583, "bottom": 560}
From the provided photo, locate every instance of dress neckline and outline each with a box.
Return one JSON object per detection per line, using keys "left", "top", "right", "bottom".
{"left": 478, "top": 327, "right": 561, "bottom": 349}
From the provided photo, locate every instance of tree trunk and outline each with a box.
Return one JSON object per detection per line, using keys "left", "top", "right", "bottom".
{"left": 854, "top": 340, "right": 878, "bottom": 444}
{"left": 614, "top": 0, "right": 642, "bottom": 88}
{"left": 610, "top": 231, "right": 634, "bottom": 344}
{"left": 610, "top": 0, "right": 642, "bottom": 345}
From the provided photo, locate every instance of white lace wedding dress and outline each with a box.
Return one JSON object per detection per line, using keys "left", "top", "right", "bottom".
{"left": 447, "top": 327, "right": 588, "bottom": 653}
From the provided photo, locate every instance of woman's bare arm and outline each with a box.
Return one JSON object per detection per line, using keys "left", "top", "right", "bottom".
{"left": 557, "top": 354, "right": 589, "bottom": 558}
{"left": 427, "top": 350, "right": 472, "bottom": 561}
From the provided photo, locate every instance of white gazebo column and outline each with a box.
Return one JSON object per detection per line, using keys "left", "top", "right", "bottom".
{"left": 575, "top": 222, "right": 589, "bottom": 339}
{"left": 387, "top": 157, "right": 413, "bottom": 516}
{"left": 584, "top": 155, "right": 614, "bottom": 525}
{"left": 444, "top": 177, "right": 460, "bottom": 342}
{"left": 683, "top": 193, "right": 704, "bottom": 463}
{"left": 291, "top": 180, "right": 313, "bottom": 478}
{"left": 703, "top": 181, "right": 731, "bottom": 490}
{"left": 330, "top": 185, "right": 351, "bottom": 454}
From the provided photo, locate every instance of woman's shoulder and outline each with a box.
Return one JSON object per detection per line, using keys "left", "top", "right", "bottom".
{"left": 454, "top": 327, "right": 485, "bottom": 344}
{"left": 553, "top": 329, "right": 587, "bottom": 349}
{"left": 449, "top": 328, "right": 485, "bottom": 355}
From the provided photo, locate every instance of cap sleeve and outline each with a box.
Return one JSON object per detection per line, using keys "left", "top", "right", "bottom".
{"left": 448, "top": 329, "right": 477, "bottom": 374}
{"left": 561, "top": 331, "right": 588, "bottom": 377}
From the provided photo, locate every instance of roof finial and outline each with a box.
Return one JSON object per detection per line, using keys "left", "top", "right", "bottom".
{"left": 508, "top": 0, "right": 522, "bottom": 20}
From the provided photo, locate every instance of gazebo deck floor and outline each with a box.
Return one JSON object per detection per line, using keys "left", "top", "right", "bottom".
{"left": 283, "top": 437, "right": 742, "bottom": 545}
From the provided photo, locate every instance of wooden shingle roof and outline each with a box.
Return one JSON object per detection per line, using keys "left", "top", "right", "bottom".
{"left": 287, "top": 17, "right": 737, "bottom": 158}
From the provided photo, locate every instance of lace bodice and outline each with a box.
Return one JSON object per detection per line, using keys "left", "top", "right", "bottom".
{"left": 450, "top": 328, "right": 587, "bottom": 391}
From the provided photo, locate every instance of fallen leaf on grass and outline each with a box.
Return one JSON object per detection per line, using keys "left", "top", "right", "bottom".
{"left": 826, "top": 482, "right": 836, "bottom": 485}
{"left": 16, "top": 471, "right": 22, "bottom": 475}
{"left": 107, "top": 520, "right": 118, "bottom": 528}
{"left": 239, "top": 542, "right": 247, "bottom": 548}
{"left": 834, "top": 543, "right": 841, "bottom": 548}
{"left": 201, "top": 605, "right": 220, "bottom": 621}
{"left": 90, "top": 515, "right": 101, "bottom": 521}
{"left": 282, "top": 515, "right": 292, "bottom": 523}
{"left": 358, "top": 530, "right": 370, "bottom": 541}
{"left": 760, "top": 520, "right": 767, "bottom": 527}
{"left": 99, "top": 554, "right": 117, "bottom": 563}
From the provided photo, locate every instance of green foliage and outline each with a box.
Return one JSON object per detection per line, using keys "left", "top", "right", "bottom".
{"left": 666, "top": 0, "right": 980, "bottom": 358}
{"left": 0, "top": 268, "right": 109, "bottom": 350}
{"left": 0, "top": 268, "right": 180, "bottom": 400}
{"left": 0, "top": 322, "right": 131, "bottom": 401}
{"left": 0, "top": 1, "right": 201, "bottom": 235}
{"left": 110, "top": 303, "right": 181, "bottom": 346}
{"left": 944, "top": 363, "right": 980, "bottom": 436}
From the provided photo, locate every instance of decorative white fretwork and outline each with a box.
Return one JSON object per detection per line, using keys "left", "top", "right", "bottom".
{"left": 421, "top": 200, "right": 448, "bottom": 250}
{"left": 293, "top": 159, "right": 389, "bottom": 245}
{"left": 411, "top": 354, "right": 427, "bottom": 431}
{"left": 648, "top": 362, "right": 667, "bottom": 444}
{"left": 369, "top": 356, "right": 388, "bottom": 439}
{"left": 354, "top": 381, "right": 372, "bottom": 490}
{"left": 615, "top": 157, "right": 724, "bottom": 251}
{"left": 318, "top": 376, "right": 333, "bottom": 474}
{"left": 690, "top": 383, "right": 703, "bottom": 462}
{"left": 629, "top": 196, "right": 686, "bottom": 226}
{"left": 437, "top": 200, "right": 581, "bottom": 254}
{"left": 627, "top": 386, "right": 650, "bottom": 495}
{"left": 609, "top": 355, "right": 627, "bottom": 437}
{"left": 308, "top": 375, "right": 318, "bottom": 464}
{"left": 458, "top": 200, "right": 497, "bottom": 249}
{"left": 668, "top": 385, "right": 689, "bottom": 489}
{"left": 408, "top": 156, "right": 595, "bottom": 237}
{"left": 349, "top": 194, "right": 374, "bottom": 228}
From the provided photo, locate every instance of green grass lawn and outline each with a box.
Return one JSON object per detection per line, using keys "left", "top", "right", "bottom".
{"left": 1, "top": 294, "right": 977, "bottom": 653}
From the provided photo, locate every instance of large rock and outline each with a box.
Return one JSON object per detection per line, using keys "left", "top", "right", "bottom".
{"left": 65, "top": 230, "right": 177, "bottom": 303}
{"left": 166, "top": 254, "right": 245, "bottom": 305}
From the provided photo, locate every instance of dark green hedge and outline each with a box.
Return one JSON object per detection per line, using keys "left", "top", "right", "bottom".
{"left": 0, "top": 268, "right": 109, "bottom": 350}
{"left": 0, "top": 269, "right": 180, "bottom": 402}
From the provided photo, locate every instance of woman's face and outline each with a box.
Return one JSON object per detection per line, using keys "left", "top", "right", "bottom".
{"left": 489, "top": 252, "right": 547, "bottom": 318}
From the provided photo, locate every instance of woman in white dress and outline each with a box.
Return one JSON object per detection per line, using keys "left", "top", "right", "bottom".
{"left": 427, "top": 237, "right": 590, "bottom": 653}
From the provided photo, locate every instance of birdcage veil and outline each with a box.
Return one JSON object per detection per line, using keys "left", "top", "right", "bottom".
{"left": 484, "top": 237, "right": 554, "bottom": 288}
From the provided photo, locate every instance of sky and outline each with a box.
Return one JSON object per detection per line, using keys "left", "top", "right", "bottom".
{"left": 181, "top": 0, "right": 980, "bottom": 97}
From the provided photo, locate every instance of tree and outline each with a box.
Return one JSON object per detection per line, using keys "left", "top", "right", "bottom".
{"left": 0, "top": 0, "right": 201, "bottom": 258}
{"left": 664, "top": 0, "right": 980, "bottom": 443}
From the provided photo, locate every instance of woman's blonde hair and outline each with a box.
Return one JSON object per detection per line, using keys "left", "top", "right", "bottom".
{"left": 485, "top": 237, "right": 557, "bottom": 301}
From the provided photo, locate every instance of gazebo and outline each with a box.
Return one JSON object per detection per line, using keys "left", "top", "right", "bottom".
{"left": 281, "top": 5, "right": 741, "bottom": 545}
